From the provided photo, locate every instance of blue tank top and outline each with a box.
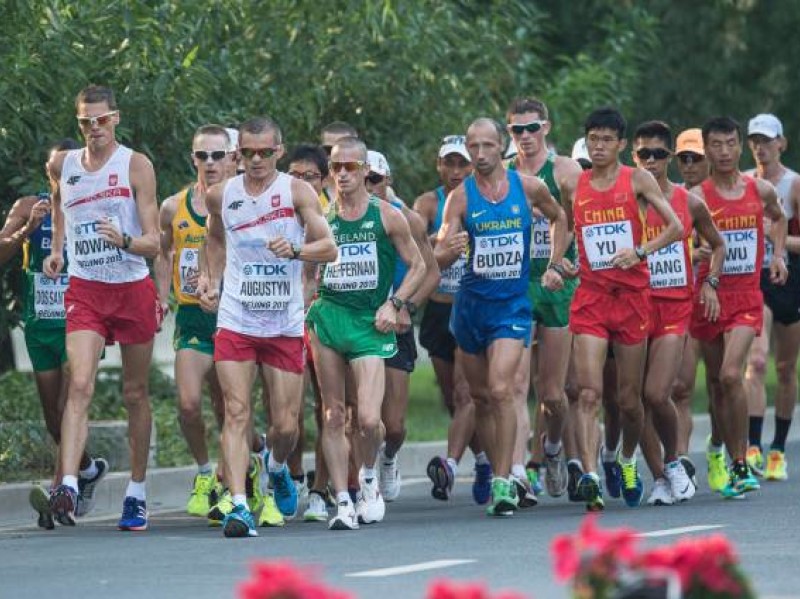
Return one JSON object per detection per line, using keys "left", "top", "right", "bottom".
{"left": 391, "top": 198, "right": 409, "bottom": 292}
{"left": 430, "top": 187, "right": 446, "bottom": 234}
{"left": 461, "top": 170, "right": 531, "bottom": 300}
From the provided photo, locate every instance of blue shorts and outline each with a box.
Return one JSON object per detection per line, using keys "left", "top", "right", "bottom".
{"left": 450, "top": 291, "right": 533, "bottom": 355}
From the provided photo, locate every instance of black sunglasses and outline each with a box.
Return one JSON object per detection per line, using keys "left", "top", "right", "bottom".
{"left": 366, "top": 173, "right": 385, "bottom": 185}
{"left": 193, "top": 150, "right": 229, "bottom": 162}
{"left": 636, "top": 148, "right": 671, "bottom": 161}
{"left": 677, "top": 152, "right": 704, "bottom": 165}
{"left": 507, "top": 121, "right": 545, "bottom": 135}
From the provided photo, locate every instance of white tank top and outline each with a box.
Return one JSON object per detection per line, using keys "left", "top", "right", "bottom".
{"left": 60, "top": 145, "right": 149, "bottom": 283}
{"left": 747, "top": 168, "right": 797, "bottom": 268}
{"left": 217, "top": 173, "right": 305, "bottom": 337}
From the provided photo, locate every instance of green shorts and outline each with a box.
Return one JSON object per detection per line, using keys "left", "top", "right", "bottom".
{"left": 306, "top": 299, "right": 397, "bottom": 362}
{"left": 528, "top": 277, "right": 578, "bottom": 329}
{"left": 173, "top": 304, "right": 217, "bottom": 355}
{"left": 23, "top": 322, "right": 67, "bottom": 372}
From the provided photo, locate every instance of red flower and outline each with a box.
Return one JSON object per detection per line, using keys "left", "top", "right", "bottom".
{"left": 238, "top": 561, "right": 353, "bottom": 599}
{"left": 425, "top": 580, "right": 531, "bottom": 599}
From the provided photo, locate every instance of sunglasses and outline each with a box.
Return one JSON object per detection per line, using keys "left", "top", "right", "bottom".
{"left": 329, "top": 160, "right": 365, "bottom": 173}
{"left": 677, "top": 152, "right": 704, "bottom": 165}
{"left": 193, "top": 150, "right": 229, "bottom": 162}
{"left": 76, "top": 110, "right": 118, "bottom": 128}
{"left": 366, "top": 173, "right": 385, "bottom": 185}
{"left": 289, "top": 170, "right": 322, "bottom": 182}
{"left": 240, "top": 147, "right": 278, "bottom": 159}
{"left": 635, "top": 148, "right": 671, "bottom": 161}
{"left": 507, "top": 121, "right": 545, "bottom": 135}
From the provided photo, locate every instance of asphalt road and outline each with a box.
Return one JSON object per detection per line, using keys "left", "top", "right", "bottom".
{"left": 1, "top": 442, "right": 798, "bottom": 599}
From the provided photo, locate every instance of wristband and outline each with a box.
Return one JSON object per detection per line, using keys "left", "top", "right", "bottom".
{"left": 389, "top": 295, "right": 404, "bottom": 311}
{"left": 548, "top": 262, "right": 565, "bottom": 276}
{"left": 122, "top": 233, "right": 132, "bottom": 249}
{"left": 634, "top": 246, "right": 647, "bottom": 261}
{"left": 705, "top": 275, "right": 720, "bottom": 289}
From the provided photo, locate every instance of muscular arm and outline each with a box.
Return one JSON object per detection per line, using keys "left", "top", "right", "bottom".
{"left": 43, "top": 152, "right": 66, "bottom": 278}
{"left": 782, "top": 178, "right": 800, "bottom": 255}
{"left": 127, "top": 153, "right": 160, "bottom": 259}
{"left": 634, "top": 169, "right": 684, "bottom": 254}
{"left": 202, "top": 184, "right": 226, "bottom": 290}
{"left": 290, "top": 179, "right": 337, "bottom": 263}
{"left": 759, "top": 178, "right": 787, "bottom": 255}
{"left": 523, "top": 174, "right": 568, "bottom": 266}
{"left": 433, "top": 186, "right": 467, "bottom": 269}
{"left": 0, "top": 197, "right": 37, "bottom": 266}
{"left": 555, "top": 156, "right": 581, "bottom": 248}
{"left": 403, "top": 206, "right": 440, "bottom": 304}
{"left": 688, "top": 191, "right": 725, "bottom": 278}
{"left": 412, "top": 190, "right": 439, "bottom": 245}
{"left": 383, "top": 203, "right": 425, "bottom": 303}
{"left": 154, "top": 194, "right": 177, "bottom": 306}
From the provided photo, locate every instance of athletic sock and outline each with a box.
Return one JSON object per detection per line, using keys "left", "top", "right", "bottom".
{"left": 233, "top": 494, "right": 247, "bottom": 508}
{"left": 62, "top": 475, "right": 79, "bottom": 493}
{"left": 709, "top": 439, "right": 724, "bottom": 453}
{"left": 79, "top": 459, "right": 99, "bottom": 480}
{"left": 267, "top": 452, "right": 284, "bottom": 473}
{"left": 336, "top": 491, "right": 351, "bottom": 504}
{"left": 748, "top": 416, "right": 764, "bottom": 450}
{"left": 197, "top": 462, "right": 213, "bottom": 475}
{"left": 126, "top": 480, "right": 146, "bottom": 501}
{"left": 544, "top": 438, "right": 562, "bottom": 457}
{"left": 511, "top": 464, "right": 526, "bottom": 480}
{"left": 475, "top": 451, "right": 490, "bottom": 466}
{"left": 618, "top": 453, "right": 636, "bottom": 466}
{"left": 291, "top": 474, "right": 305, "bottom": 483}
{"left": 567, "top": 458, "right": 584, "bottom": 471}
{"left": 362, "top": 466, "right": 377, "bottom": 482}
{"left": 446, "top": 457, "right": 458, "bottom": 476}
{"left": 602, "top": 445, "right": 618, "bottom": 463}
{"left": 771, "top": 417, "right": 792, "bottom": 452}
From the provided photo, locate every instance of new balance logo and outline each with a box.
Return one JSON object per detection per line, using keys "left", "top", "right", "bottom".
{"left": 228, "top": 200, "right": 244, "bottom": 211}
{"left": 66, "top": 175, "right": 81, "bottom": 185}
{"left": 361, "top": 221, "right": 375, "bottom": 229}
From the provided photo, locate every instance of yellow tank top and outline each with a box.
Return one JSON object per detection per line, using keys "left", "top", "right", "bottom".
{"left": 171, "top": 186, "right": 207, "bottom": 305}
{"left": 319, "top": 188, "right": 332, "bottom": 214}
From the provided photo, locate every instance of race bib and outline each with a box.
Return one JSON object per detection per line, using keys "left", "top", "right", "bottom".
{"left": 323, "top": 242, "right": 379, "bottom": 291}
{"left": 438, "top": 255, "right": 466, "bottom": 294}
{"left": 581, "top": 220, "right": 633, "bottom": 271}
{"left": 179, "top": 248, "right": 200, "bottom": 296}
{"left": 530, "top": 215, "right": 550, "bottom": 260}
{"left": 722, "top": 228, "right": 757, "bottom": 275}
{"left": 33, "top": 273, "right": 68, "bottom": 319}
{"left": 473, "top": 232, "right": 524, "bottom": 279}
{"left": 72, "top": 216, "right": 123, "bottom": 270}
{"left": 238, "top": 262, "right": 292, "bottom": 311}
{"left": 647, "top": 242, "right": 687, "bottom": 289}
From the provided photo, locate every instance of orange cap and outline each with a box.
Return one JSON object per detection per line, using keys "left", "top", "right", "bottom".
{"left": 675, "top": 128, "right": 704, "bottom": 155}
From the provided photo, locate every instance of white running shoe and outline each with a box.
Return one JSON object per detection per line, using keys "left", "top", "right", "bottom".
{"left": 303, "top": 491, "right": 328, "bottom": 522}
{"left": 542, "top": 439, "right": 569, "bottom": 498}
{"left": 378, "top": 451, "right": 402, "bottom": 502}
{"left": 647, "top": 477, "right": 674, "bottom": 506}
{"left": 356, "top": 477, "right": 385, "bottom": 524}
{"left": 329, "top": 500, "right": 359, "bottom": 530}
{"left": 665, "top": 460, "right": 696, "bottom": 502}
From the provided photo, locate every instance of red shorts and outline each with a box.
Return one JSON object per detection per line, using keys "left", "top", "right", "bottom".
{"left": 304, "top": 326, "right": 314, "bottom": 366}
{"left": 569, "top": 284, "right": 651, "bottom": 345}
{"left": 65, "top": 276, "right": 157, "bottom": 345}
{"left": 214, "top": 328, "right": 305, "bottom": 374}
{"left": 690, "top": 289, "right": 763, "bottom": 341}
{"left": 650, "top": 298, "right": 693, "bottom": 339}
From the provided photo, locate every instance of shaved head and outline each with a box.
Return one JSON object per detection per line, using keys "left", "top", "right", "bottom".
{"left": 468, "top": 117, "right": 506, "bottom": 146}
{"left": 332, "top": 136, "right": 367, "bottom": 161}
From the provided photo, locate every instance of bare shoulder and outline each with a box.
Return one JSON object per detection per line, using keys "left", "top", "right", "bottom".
{"left": 401, "top": 203, "right": 427, "bottom": 234}
{"left": 47, "top": 150, "right": 68, "bottom": 179}
{"left": 290, "top": 176, "right": 318, "bottom": 205}
{"left": 413, "top": 189, "right": 438, "bottom": 212}
{"left": 130, "top": 150, "right": 155, "bottom": 172}
{"left": 160, "top": 193, "right": 179, "bottom": 217}
{"left": 553, "top": 155, "right": 583, "bottom": 179}
{"left": 205, "top": 180, "right": 227, "bottom": 212}
{"left": 754, "top": 176, "right": 777, "bottom": 200}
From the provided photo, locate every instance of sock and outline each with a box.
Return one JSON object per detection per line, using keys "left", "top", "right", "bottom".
{"left": 567, "top": 459, "right": 584, "bottom": 471}
{"left": 291, "top": 473, "right": 305, "bottom": 483}
{"left": 602, "top": 445, "right": 617, "bottom": 463}
{"left": 233, "top": 494, "right": 247, "bottom": 508}
{"left": 619, "top": 453, "right": 636, "bottom": 466}
{"left": 62, "top": 475, "right": 79, "bottom": 493}
{"left": 197, "top": 462, "right": 212, "bottom": 475}
{"left": 771, "top": 417, "right": 792, "bottom": 452}
{"left": 446, "top": 457, "right": 458, "bottom": 476}
{"left": 336, "top": 491, "right": 351, "bottom": 504}
{"left": 511, "top": 463, "right": 526, "bottom": 479}
{"left": 475, "top": 451, "right": 490, "bottom": 466}
{"left": 79, "top": 459, "right": 99, "bottom": 480}
{"left": 362, "top": 466, "right": 377, "bottom": 482}
{"left": 709, "top": 439, "right": 724, "bottom": 453}
{"left": 748, "top": 416, "right": 764, "bottom": 449}
{"left": 544, "top": 438, "right": 562, "bottom": 457}
{"left": 126, "top": 480, "right": 146, "bottom": 501}
{"left": 267, "top": 452, "right": 284, "bottom": 473}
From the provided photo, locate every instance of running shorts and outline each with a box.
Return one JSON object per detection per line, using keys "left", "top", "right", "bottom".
{"left": 306, "top": 299, "right": 397, "bottom": 362}
{"left": 173, "top": 304, "right": 216, "bottom": 355}
{"left": 649, "top": 298, "right": 693, "bottom": 339}
{"left": 569, "top": 284, "right": 651, "bottom": 345}
{"left": 214, "top": 328, "right": 304, "bottom": 374}
{"left": 419, "top": 299, "right": 456, "bottom": 362}
{"left": 690, "top": 288, "right": 763, "bottom": 341}
{"left": 23, "top": 323, "right": 67, "bottom": 372}
{"left": 529, "top": 277, "right": 578, "bottom": 329}
{"left": 385, "top": 329, "right": 418, "bottom": 373}
{"left": 450, "top": 291, "right": 532, "bottom": 355}
{"left": 761, "top": 268, "right": 800, "bottom": 326}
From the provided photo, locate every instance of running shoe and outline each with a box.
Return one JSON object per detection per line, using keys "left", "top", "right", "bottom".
{"left": 246, "top": 455, "right": 265, "bottom": 514}
{"left": 223, "top": 503, "right": 258, "bottom": 538}
{"left": 706, "top": 436, "right": 729, "bottom": 492}
{"left": 646, "top": 478, "right": 674, "bottom": 506}
{"left": 765, "top": 449, "right": 788, "bottom": 481}
{"left": 427, "top": 456, "right": 455, "bottom": 501}
{"left": 303, "top": 491, "right": 329, "bottom": 522}
{"left": 746, "top": 445, "right": 764, "bottom": 477}
{"left": 665, "top": 460, "right": 695, "bottom": 502}
{"left": 577, "top": 472, "right": 604, "bottom": 512}
{"left": 602, "top": 458, "right": 622, "bottom": 499}
{"left": 720, "top": 464, "right": 750, "bottom": 500}
{"left": 329, "top": 499, "right": 359, "bottom": 531}
{"left": 526, "top": 461, "right": 544, "bottom": 496}
{"left": 208, "top": 489, "right": 233, "bottom": 527}
{"left": 486, "top": 477, "right": 518, "bottom": 516}
{"left": 542, "top": 440, "right": 568, "bottom": 498}
{"left": 293, "top": 476, "right": 309, "bottom": 505}
{"left": 510, "top": 474, "right": 538, "bottom": 508}
{"left": 472, "top": 462, "right": 493, "bottom": 505}
{"left": 258, "top": 494, "right": 285, "bottom": 527}
{"left": 269, "top": 466, "right": 298, "bottom": 518}
{"left": 75, "top": 457, "right": 109, "bottom": 517}
{"left": 29, "top": 486, "right": 54, "bottom": 530}
{"left": 118, "top": 496, "right": 148, "bottom": 531}
{"left": 619, "top": 459, "right": 644, "bottom": 507}
{"left": 356, "top": 477, "right": 385, "bottom": 524}
{"left": 378, "top": 450, "right": 402, "bottom": 502}
{"left": 567, "top": 461, "right": 585, "bottom": 502}
{"left": 679, "top": 455, "right": 698, "bottom": 489}
{"left": 740, "top": 466, "right": 761, "bottom": 492}
{"left": 186, "top": 472, "right": 216, "bottom": 517}
{"left": 49, "top": 484, "right": 77, "bottom": 526}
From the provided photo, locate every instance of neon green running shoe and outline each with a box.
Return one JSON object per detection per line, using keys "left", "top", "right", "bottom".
{"left": 765, "top": 449, "right": 788, "bottom": 481}
{"left": 258, "top": 493, "right": 285, "bottom": 527}
{"left": 746, "top": 446, "right": 764, "bottom": 477}
{"left": 246, "top": 455, "right": 265, "bottom": 514}
{"left": 486, "top": 477, "right": 518, "bottom": 517}
{"left": 706, "top": 437, "right": 729, "bottom": 492}
{"left": 208, "top": 490, "right": 234, "bottom": 527}
{"left": 187, "top": 472, "right": 216, "bottom": 517}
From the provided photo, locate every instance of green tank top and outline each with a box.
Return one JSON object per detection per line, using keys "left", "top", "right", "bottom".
{"left": 319, "top": 196, "right": 396, "bottom": 311}
{"left": 510, "top": 154, "right": 577, "bottom": 277}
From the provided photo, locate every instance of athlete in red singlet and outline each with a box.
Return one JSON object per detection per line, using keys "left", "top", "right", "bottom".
{"left": 689, "top": 116, "right": 788, "bottom": 499}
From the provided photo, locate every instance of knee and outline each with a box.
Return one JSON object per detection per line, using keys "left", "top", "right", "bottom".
{"left": 775, "top": 359, "right": 796, "bottom": 386}
{"left": 671, "top": 379, "right": 690, "bottom": 404}
{"left": 69, "top": 373, "right": 96, "bottom": 402}
{"left": 384, "top": 414, "right": 406, "bottom": 438}
{"left": 122, "top": 381, "right": 149, "bottom": 407}
{"left": 540, "top": 391, "right": 565, "bottom": 417}
{"left": 719, "top": 367, "right": 741, "bottom": 390}
{"left": 358, "top": 410, "right": 381, "bottom": 436}
{"left": 578, "top": 387, "right": 602, "bottom": 411}
{"left": 224, "top": 396, "right": 250, "bottom": 427}
{"left": 747, "top": 352, "right": 768, "bottom": 379}
{"left": 488, "top": 379, "right": 514, "bottom": 403}
{"left": 323, "top": 404, "right": 347, "bottom": 432}
{"left": 178, "top": 394, "right": 202, "bottom": 422}
{"left": 272, "top": 417, "right": 298, "bottom": 442}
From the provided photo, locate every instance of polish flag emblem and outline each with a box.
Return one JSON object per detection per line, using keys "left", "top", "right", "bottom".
{"left": 109, "top": 174, "right": 118, "bottom": 186}
{"left": 271, "top": 194, "right": 280, "bottom": 207}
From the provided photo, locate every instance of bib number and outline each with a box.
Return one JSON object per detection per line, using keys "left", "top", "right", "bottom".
{"left": 438, "top": 255, "right": 466, "bottom": 294}
{"left": 72, "top": 216, "right": 123, "bottom": 269}
{"left": 323, "top": 242, "right": 379, "bottom": 292}
{"left": 238, "top": 262, "right": 291, "bottom": 311}
{"left": 179, "top": 248, "right": 200, "bottom": 296}
{"left": 582, "top": 220, "right": 633, "bottom": 270}
{"left": 530, "top": 215, "right": 550, "bottom": 260}
{"left": 647, "top": 242, "right": 687, "bottom": 288}
{"left": 33, "top": 273, "right": 68, "bottom": 319}
{"left": 473, "top": 232, "right": 524, "bottom": 280}
{"left": 722, "top": 228, "right": 757, "bottom": 275}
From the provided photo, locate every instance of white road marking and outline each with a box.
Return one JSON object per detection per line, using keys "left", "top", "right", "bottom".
{"left": 346, "top": 559, "right": 476, "bottom": 578}
{"left": 638, "top": 524, "right": 724, "bottom": 538}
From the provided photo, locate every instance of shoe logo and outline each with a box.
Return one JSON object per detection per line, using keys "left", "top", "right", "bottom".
{"left": 471, "top": 210, "right": 487, "bottom": 219}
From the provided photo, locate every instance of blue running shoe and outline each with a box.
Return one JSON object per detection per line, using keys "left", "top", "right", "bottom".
{"left": 223, "top": 503, "right": 258, "bottom": 538}
{"left": 118, "top": 496, "right": 148, "bottom": 531}
{"left": 602, "top": 459, "right": 622, "bottom": 499}
{"left": 269, "top": 466, "right": 298, "bottom": 518}
{"left": 576, "top": 473, "right": 605, "bottom": 512}
{"left": 472, "top": 462, "right": 493, "bottom": 505}
{"left": 620, "top": 459, "right": 644, "bottom": 507}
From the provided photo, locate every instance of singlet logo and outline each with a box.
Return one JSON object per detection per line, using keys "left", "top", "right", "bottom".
{"left": 271, "top": 195, "right": 280, "bottom": 207}
{"left": 177, "top": 219, "right": 189, "bottom": 230}
{"left": 108, "top": 174, "right": 118, "bottom": 186}
{"left": 228, "top": 200, "right": 244, "bottom": 211}
{"left": 67, "top": 175, "right": 81, "bottom": 185}
{"left": 361, "top": 221, "right": 374, "bottom": 230}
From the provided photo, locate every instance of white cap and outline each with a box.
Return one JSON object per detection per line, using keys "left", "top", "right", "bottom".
{"left": 571, "top": 137, "right": 590, "bottom": 162}
{"left": 748, "top": 114, "right": 783, "bottom": 139}
{"left": 504, "top": 139, "right": 518, "bottom": 159}
{"left": 367, "top": 150, "right": 391, "bottom": 176}
{"left": 439, "top": 135, "right": 471, "bottom": 161}
{"left": 225, "top": 127, "right": 239, "bottom": 152}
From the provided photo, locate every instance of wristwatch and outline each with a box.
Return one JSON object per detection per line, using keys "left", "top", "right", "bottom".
{"left": 122, "top": 233, "right": 132, "bottom": 249}
{"left": 548, "top": 262, "right": 566, "bottom": 276}
{"left": 405, "top": 300, "right": 418, "bottom": 316}
{"left": 389, "top": 295, "right": 404, "bottom": 311}
{"left": 634, "top": 246, "right": 647, "bottom": 261}
{"left": 705, "top": 275, "right": 720, "bottom": 289}
{"left": 291, "top": 243, "right": 302, "bottom": 259}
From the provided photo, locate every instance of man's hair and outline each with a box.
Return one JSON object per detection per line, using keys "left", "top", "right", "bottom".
{"left": 702, "top": 116, "right": 741, "bottom": 143}
{"left": 193, "top": 124, "right": 230, "bottom": 144}
{"left": 75, "top": 85, "right": 117, "bottom": 110}
{"left": 468, "top": 117, "right": 506, "bottom": 146}
{"left": 287, "top": 144, "right": 329, "bottom": 179}
{"left": 584, "top": 107, "right": 626, "bottom": 138}
{"left": 49, "top": 138, "right": 80, "bottom": 154}
{"left": 332, "top": 136, "right": 367, "bottom": 161}
{"left": 633, "top": 120, "right": 672, "bottom": 148}
{"left": 321, "top": 121, "right": 359, "bottom": 139}
{"left": 239, "top": 116, "right": 283, "bottom": 144}
{"left": 506, "top": 97, "right": 549, "bottom": 121}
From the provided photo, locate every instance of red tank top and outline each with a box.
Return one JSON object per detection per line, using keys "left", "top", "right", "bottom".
{"left": 645, "top": 185, "right": 693, "bottom": 300}
{"left": 575, "top": 165, "right": 649, "bottom": 291}
{"left": 697, "top": 176, "right": 763, "bottom": 292}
